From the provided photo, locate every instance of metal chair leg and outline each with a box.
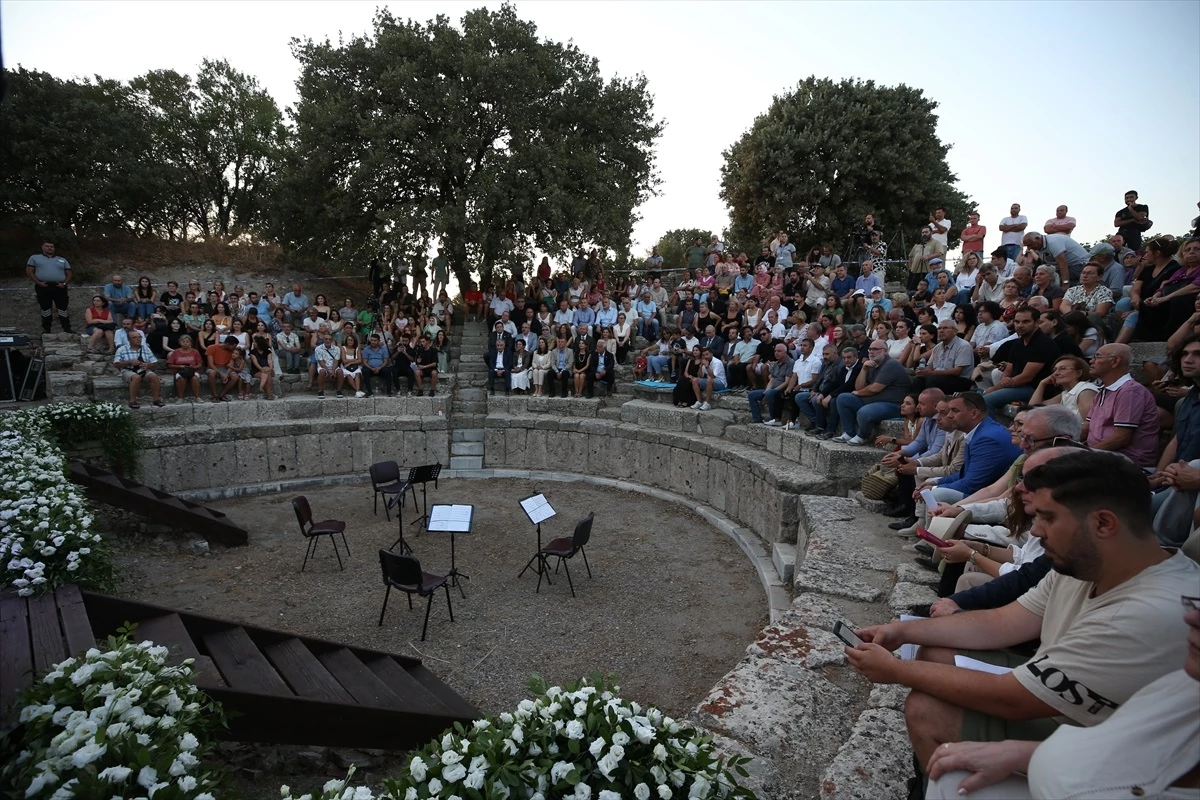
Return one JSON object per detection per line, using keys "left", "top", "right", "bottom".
{"left": 407, "top": 591, "right": 413, "bottom": 610}
{"left": 378, "top": 585, "right": 391, "bottom": 626}
{"left": 444, "top": 583, "right": 454, "bottom": 622}
{"left": 581, "top": 547, "right": 592, "bottom": 578}
{"left": 330, "top": 535, "right": 344, "bottom": 571}
{"left": 421, "top": 593, "right": 434, "bottom": 641}
{"left": 340, "top": 530, "right": 350, "bottom": 557}
{"left": 563, "top": 559, "right": 575, "bottom": 597}
{"left": 374, "top": 492, "right": 379, "bottom": 517}
{"left": 301, "top": 536, "right": 316, "bottom": 572}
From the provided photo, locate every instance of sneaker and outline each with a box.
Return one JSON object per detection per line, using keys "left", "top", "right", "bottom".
{"left": 831, "top": 433, "right": 851, "bottom": 443}
{"left": 817, "top": 430, "right": 837, "bottom": 440}
{"left": 893, "top": 524, "right": 919, "bottom": 537}
{"left": 847, "top": 435, "right": 866, "bottom": 446}
{"left": 805, "top": 427, "right": 825, "bottom": 438}
{"left": 699, "top": 402, "right": 711, "bottom": 411}
{"left": 336, "top": 391, "right": 344, "bottom": 398}
{"left": 691, "top": 401, "right": 703, "bottom": 409}
{"left": 782, "top": 421, "right": 794, "bottom": 431}
{"left": 764, "top": 419, "right": 782, "bottom": 427}
{"left": 355, "top": 391, "right": 366, "bottom": 398}
{"left": 318, "top": 390, "right": 325, "bottom": 398}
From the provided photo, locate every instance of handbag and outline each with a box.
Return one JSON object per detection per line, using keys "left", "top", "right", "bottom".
{"left": 860, "top": 462, "right": 899, "bottom": 500}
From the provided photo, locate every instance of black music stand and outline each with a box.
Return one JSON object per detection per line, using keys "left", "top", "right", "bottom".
{"left": 386, "top": 485, "right": 412, "bottom": 554}
{"left": 517, "top": 493, "right": 556, "bottom": 583}
{"left": 406, "top": 463, "right": 442, "bottom": 531}
{"left": 427, "top": 504, "right": 473, "bottom": 597}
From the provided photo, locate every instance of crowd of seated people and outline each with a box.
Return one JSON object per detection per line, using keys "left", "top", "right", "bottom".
{"left": 91, "top": 275, "right": 458, "bottom": 405}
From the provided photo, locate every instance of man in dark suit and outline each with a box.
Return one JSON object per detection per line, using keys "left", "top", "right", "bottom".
{"left": 923, "top": 391, "right": 1023, "bottom": 506}
{"left": 489, "top": 319, "right": 514, "bottom": 352}
{"left": 588, "top": 346, "right": 616, "bottom": 398}
{"left": 807, "top": 345, "right": 863, "bottom": 439}
{"left": 485, "top": 337, "right": 515, "bottom": 395}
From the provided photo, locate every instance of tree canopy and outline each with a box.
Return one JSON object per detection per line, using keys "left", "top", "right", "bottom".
{"left": 274, "top": 3, "right": 662, "bottom": 290}
{"left": 0, "top": 61, "right": 284, "bottom": 243}
{"left": 720, "top": 77, "right": 974, "bottom": 255}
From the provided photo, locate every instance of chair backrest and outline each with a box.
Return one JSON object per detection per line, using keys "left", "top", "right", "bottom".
{"left": 378, "top": 548, "right": 422, "bottom": 589}
{"left": 292, "top": 496, "right": 312, "bottom": 532}
{"left": 370, "top": 460, "right": 400, "bottom": 488}
{"left": 572, "top": 512, "right": 595, "bottom": 550}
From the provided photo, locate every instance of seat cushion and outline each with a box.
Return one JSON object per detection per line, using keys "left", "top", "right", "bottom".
{"left": 376, "top": 481, "right": 406, "bottom": 493}
{"left": 311, "top": 520, "right": 346, "bottom": 534}
{"left": 420, "top": 572, "right": 448, "bottom": 592}
{"left": 540, "top": 537, "right": 575, "bottom": 556}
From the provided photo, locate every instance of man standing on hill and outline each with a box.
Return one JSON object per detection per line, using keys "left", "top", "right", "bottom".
{"left": 26, "top": 240, "right": 73, "bottom": 334}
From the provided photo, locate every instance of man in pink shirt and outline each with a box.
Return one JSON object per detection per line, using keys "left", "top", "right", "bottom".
{"left": 1084, "top": 344, "right": 1160, "bottom": 468}
{"left": 1043, "top": 205, "right": 1077, "bottom": 236}
{"left": 960, "top": 212, "right": 986, "bottom": 256}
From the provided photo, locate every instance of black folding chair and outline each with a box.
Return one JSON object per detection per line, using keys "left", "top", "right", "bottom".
{"left": 537, "top": 512, "right": 594, "bottom": 596}
{"left": 377, "top": 549, "right": 454, "bottom": 641}
{"left": 370, "top": 460, "right": 409, "bottom": 521}
{"left": 293, "top": 496, "right": 349, "bottom": 572}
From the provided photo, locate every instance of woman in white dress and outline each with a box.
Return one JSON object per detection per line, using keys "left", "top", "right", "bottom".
{"left": 530, "top": 338, "right": 554, "bottom": 396}
{"left": 509, "top": 338, "right": 532, "bottom": 393}
{"left": 888, "top": 319, "right": 913, "bottom": 360}
{"left": 1028, "top": 354, "right": 1097, "bottom": 422}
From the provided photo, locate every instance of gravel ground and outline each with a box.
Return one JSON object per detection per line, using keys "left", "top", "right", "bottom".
{"left": 111, "top": 479, "right": 768, "bottom": 719}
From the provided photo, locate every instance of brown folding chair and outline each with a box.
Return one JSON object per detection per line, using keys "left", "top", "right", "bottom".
{"left": 292, "top": 496, "right": 348, "bottom": 572}
{"left": 377, "top": 549, "right": 454, "bottom": 641}
{"left": 370, "top": 460, "right": 409, "bottom": 521}
{"left": 538, "top": 512, "right": 594, "bottom": 596}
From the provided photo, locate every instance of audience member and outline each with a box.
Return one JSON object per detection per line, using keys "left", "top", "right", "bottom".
{"left": 912, "top": 320, "right": 975, "bottom": 394}
{"left": 921, "top": 392, "right": 1023, "bottom": 508}
{"left": 982, "top": 309, "right": 1058, "bottom": 412}
{"left": 1084, "top": 343, "right": 1160, "bottom": 467}
{"left": 833, "top": 340, "right": 912, "bottom": 445}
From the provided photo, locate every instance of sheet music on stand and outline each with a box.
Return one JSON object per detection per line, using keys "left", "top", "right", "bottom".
{"left": 427, "top": 504, "right": 474, "bottom": 533}
{"left": 520, "top": 493, "right": 556, "bottom": 525}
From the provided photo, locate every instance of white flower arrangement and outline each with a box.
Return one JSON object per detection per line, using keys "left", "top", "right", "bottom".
{"left": 283, "top": 676, "right": 755, "bottom": 800}
{"left": 0, "top": 626, "right": 227, "bottom": 799}
{"left": 0, "top": 402, "right": 123, "bottom": 596}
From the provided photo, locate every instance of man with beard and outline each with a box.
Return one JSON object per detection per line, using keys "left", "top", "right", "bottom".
{"left": 845, "top": 450, "right": 1198, "bottom": 788}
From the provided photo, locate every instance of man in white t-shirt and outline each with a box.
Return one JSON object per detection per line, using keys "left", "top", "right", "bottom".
{"left": 783, "top": 337, "right": 822, "bottom": 429}
{"left": 927, "top": 208, "right": 952, "bottom": 248}
{"left": 998, "top": 203, "right": 1029, "bottom": 263}
{"left": 844, "top": 450, "right": 1199, "bottom": 773}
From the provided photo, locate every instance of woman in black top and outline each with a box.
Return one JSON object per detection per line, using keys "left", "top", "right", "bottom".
{"left": 673, "top": 345, "right": 702, "bottom": 407}
{"left": 249, "top": 340, "right": 275, "bottom": 400}
{"left": 134, "top": 276, "right": 157, "bottom": 319}
{"left": 160, "top": 317, "right": 186, "bottom": 357}
{"left": 719, "top": 299, "right": 744, "bottom": 340}
{"left": 572, "top": 340, "right": 594, "bottom": 398}
{"left": 1129, "top": 238, "right": 1183, "bottom": 342}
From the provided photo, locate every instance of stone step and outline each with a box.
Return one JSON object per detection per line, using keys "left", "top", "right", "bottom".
{"left": 596, "top": 407, "right": 624, "bottom": 421}
{"left": 451, "top": 428, "right": 485, "bottom": 442}
{"left": 454, "top": 400, "right": 487, "bottom": 414}
{"left": 450, "top": 442, "right": 484, "bottom": 457}
{"left": 772, "top": 543, "right": 797, "bottom": 584}
{"left": 487, "top": 395, "right": 600, "bottom": 418}
{"left": 451, "top": 413, "right": 487, "bottom": 429}
{"left": 449, "top": 455, "right": 484, "bottom": 470}
{"left": 456, "top": 388, "right": 485, "bottom": 402}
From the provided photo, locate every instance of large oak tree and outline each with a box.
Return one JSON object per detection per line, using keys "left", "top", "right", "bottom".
{"left": 720, "top": 77, "right": 974, "bottom": 258}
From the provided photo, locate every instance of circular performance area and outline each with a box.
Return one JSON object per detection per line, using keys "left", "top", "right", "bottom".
{"left": 114, "top": 478, "right": 768, "bottom": 718}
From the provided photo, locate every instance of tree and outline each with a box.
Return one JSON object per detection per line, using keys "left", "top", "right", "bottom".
{"left": 720, "top": 77, "right": 974, "bottom": 258}
{"left": 650, "top": 228, "right": 713, "bottom": 271}
{"left": 274, "top": 4, "right": 662, "bottom": 287}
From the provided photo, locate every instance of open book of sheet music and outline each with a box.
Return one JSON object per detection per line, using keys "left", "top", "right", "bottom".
{"left": 519, "top": 493, "right": 556, "bottom": 525}
{"left": 428, "top": 504, "right": 474, "bottom": 532}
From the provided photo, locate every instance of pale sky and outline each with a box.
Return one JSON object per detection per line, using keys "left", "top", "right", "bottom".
{"left": 4, "top": 0, "right": 1199, "bottom": 264}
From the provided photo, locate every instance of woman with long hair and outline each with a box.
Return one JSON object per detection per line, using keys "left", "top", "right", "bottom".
{"left": 1063, "top": 310, "right": 1104, "bottom": 358}
{"left": 249, "top": 337, "right": 276, "bottom": 400}
{"left": 434, "top": 329, "right": 450, "bottom": 374}
{"left": 313, "top": 294, "right": 332, "bottom": 320}
{"left": 1120, "top": 238, "right": 1182, "bottom": 343}
{"left": 134, "top": 276, "right": 157, "bottom": 319}
{"left": 210, "top": 302, "right": 233, "bottom": 334}
{"left": 953, "top": 303, "right": 977, "bottom": 342}
{"left": 672, "top": 345, "right": 702, "bottom": 408}
{"left": 84, "top": 295, "right": 116, "bottom": 353}
{"left": 1028, "top": 354, "right": 1097, "bottom": 422}
{"left": 953, "top": 253, "right": 981, "bottom": 303}
{"left": 1037, "top": 310, "right": 1083, "bottom": 358}
{"left": 614, "top": 312, "right": 633, "bottom": 363}
{"left": 874, "top": 392, "right": 922, "bottom": 448}
{"left": 531, "top": 337, "right": 553, "bottom": 397}
{"left": 823, "top": 293, "right": 845, "bottom": 323}
{"left": 572, "top": 339, "right": 594, "bottom": 398}
{"left": 161, "top": 317, "right": 186, "bottom": 357}
{"left": 889, "top": 318, "right": 913, "bottom": 361}
{"left": 196, "top": 318, "right": 219, "bottom": 362}
{"left": 905, "top": 323, "right": 938, "bottom": 370}
{"left": 340, "top": 333, "right": 364, "bottom": 397}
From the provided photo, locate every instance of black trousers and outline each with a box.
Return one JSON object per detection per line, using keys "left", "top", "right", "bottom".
{"left": 364, "top": 366, "right": 392, "bottom": 394}
{"left": 895, "top": 472, "right": 917, "bottom": 516}
{"left": 35, "top": 284, "right": 71, "bottom": 330}
{"left": 487, "top": 368, "right": 511, "bottom": 392}
{"left": 546, "top": 368, "right": 570, "bottom": 396}
{"left": 727, "top": 362, "right": 749, "bottom": 388}
{"left": 391, "top": 358, "right": 414, "bottom": 390}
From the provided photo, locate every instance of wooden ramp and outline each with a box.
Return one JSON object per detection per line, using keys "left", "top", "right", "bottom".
{"left": 0, "top": 588, "right": 479, "bottom": 749}
{"left": 68, "top": 461, "right": 249, "bottom": 546}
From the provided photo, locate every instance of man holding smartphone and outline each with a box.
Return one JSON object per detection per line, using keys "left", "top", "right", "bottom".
{"left": 844, "top": 451, "right": 1198, "bottom": 785}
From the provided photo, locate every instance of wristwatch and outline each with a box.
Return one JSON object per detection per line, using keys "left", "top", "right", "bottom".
{"left": 969, "top": 552, "right": 979, "bottom": 567}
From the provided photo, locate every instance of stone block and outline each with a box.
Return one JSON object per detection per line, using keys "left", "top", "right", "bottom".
{"left": 818, "top": 708, "right": 910, "bottom": 800}
{"left": 795, "top": 558, "right": 885, "bottom": 602}
{"left": 889, "top": 582, "right": 939, "bottom": 615}
{"left": 894, "top": 563, "right": 940, "bottom": 586}
{"left": 266, "top": 436, "right": 297, "bottom": 479}
{"left": 697, "top": 409, "right": 734, "bottom": 438}
{"left": 484, "top": 429, "right": 506, "bottom": 466}
{"left": 692, "top": 657, "right": 852, "bottom": 785}
{"left": 867, "top": 683, "right": 911, "bottom": 711}
{"left": 771, "top": 542, "right": 797, "bottom": 583}
{"left": 525, "top": 429, "right": 550, "bottom": 472}
{"left": 295, "top": 433, "right": 323, "bottom": 474}
{"left": 235, "top": 438, "right": 270, "bottom": 486}
{"left": 744, "top": 620, "right": 845, "bottom": 669}
{"left": 504, "top": 428, "right": 528, "bottom": 468}
{"left": 286, "top": 398, "right": 323, "bottom": 420}
{"left": 350, "top": 431, "right": 376, "bottom": 475}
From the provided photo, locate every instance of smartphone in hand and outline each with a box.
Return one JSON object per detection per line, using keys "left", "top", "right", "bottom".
{"left": 834, "top": 621, "right": 863, "bottom": 647}
{"left": 917, "top": 528, "right": 953, "bottom": 548}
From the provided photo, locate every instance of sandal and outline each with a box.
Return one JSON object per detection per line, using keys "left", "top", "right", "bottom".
{"left": 129, "top": 402, "right": 140, "bottom": 409}
{"left": 153, "top": 400, "right": 165, "bottom": 407}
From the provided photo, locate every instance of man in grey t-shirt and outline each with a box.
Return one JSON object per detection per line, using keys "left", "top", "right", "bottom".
{"left": 26, "top": 240, "right": 73, "bottom": 333}
{"left": 833, "top": 341, "right": 912, "bottom": 444}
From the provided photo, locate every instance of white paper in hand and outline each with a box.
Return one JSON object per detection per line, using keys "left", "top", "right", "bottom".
{"left": 920, "top": 489, "right": 939, "bottom": 512}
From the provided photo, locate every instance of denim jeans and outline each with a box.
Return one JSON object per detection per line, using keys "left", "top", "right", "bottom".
{"left": 135, "top": 302, "right": 157, "bottom": 319}
{"left": 638, "top": 317, "right": 659, "bottom": 340}
{"left": 1003, "top": 244, "right": 1020, "bottom": 262}
{"left": 646, "top": 355, "right": 671, "bottom": 377}
{"left": 834, "top": 394, "right": 901, "bottom": 438}
{"left": 983, "top": 385, "right": 1035, "bottom": 413}
{"left": 279, "top": 349, "right": 302, "bottom": 371}
{"left": 797, "top": 393, "right": 840, "bottom": 430}
{"left": 748, "top": 388, "right": 784, "bottom": 423}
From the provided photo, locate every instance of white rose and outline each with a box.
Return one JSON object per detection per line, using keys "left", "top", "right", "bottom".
{"left": 634, "top": 784, "right": 651, "bottom": 800}
{"left": 409, "top": 756, "right": 427, "bottom": 782}
{"left": 688, "top": 776, "right": 711, "bottom": 799}
{"left": 441, "top": 763, "right": 466, "bottom": 784}
{"left": 653, "top": 744, "right": 668, "bottom": 762}
{"left": 427, "top": 778, "right": 442, "bottom": 795}
{"left": 658, "top": 786, "right": 672, "bottom": 799}
{"left": 464, "top": 771, "right": 484, "bottom": 790}
{"left": 599, "top": 792, "right": 621, "bottom": 800}
{"left": 565, "top": 720, "right": 584, "bottom": 740}
{"left": 588, "top": 737, "right": 606, "bottom": 758}
{"left": 441, "top": 750, "right": 463, "bottom": 766}
{"left": 611, "top": 731, "right": 630, "bottom": 747}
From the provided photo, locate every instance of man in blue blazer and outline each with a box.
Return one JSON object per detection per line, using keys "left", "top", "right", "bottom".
{"left": 485, "top": 337, "right": 515, "bottom": 395}
{"left": 924, "top": 391, "right": 1023, "bottom": 506}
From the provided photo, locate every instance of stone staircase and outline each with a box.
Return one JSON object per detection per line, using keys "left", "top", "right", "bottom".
{"left": 449, "top": 321, "right": 488, "bottom": 470}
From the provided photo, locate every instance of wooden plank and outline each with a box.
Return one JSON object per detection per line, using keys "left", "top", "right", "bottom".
{"left": 406, "top": 663, "right": 480, "bottom": 720}
{"left": 27, "top": 593, "right": 67, "bottom": 674}
{"left": 0, "top": 596, "right": 32, "bottom": 725}
{"left": 263, "top": 639, "right": 354, "bottom": 703}
{"left": 202, "top": 627, "right": 290, "bottom": 695}
{"left": 53, "top": 586, "right": 95, "bottom": 656}
{"left": 362, "top": 655, "right": 450, "bottom": 714}
{"left": 316, "top": 648, "right": 405, "bottom": 710}
{"left": 134, "top": 613, "right": 225, "bottom": 687}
